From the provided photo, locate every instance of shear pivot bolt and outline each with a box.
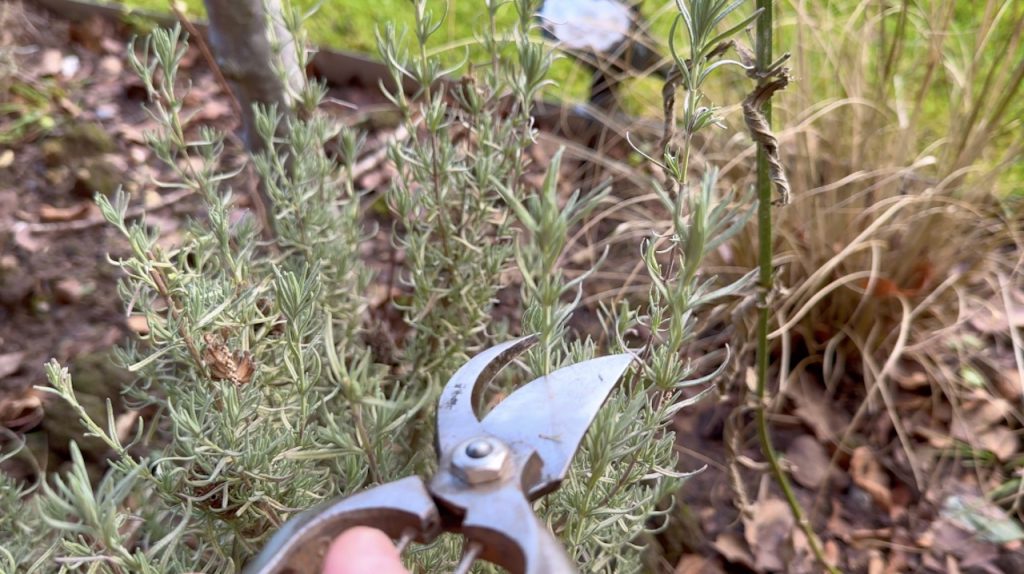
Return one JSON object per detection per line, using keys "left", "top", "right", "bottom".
{"left": 452, "top": 437, "right": 510, "bottom": 485}
{"left": 465, "top": 440, "right": 493, "bottom": 458}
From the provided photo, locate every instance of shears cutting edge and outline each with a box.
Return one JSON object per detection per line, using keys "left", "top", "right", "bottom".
{"left": 242, "top": 335, "right": 635, "bottom": 574}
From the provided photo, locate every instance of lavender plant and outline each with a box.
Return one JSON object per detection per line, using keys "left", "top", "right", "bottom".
{"left": 0, "top": 1, "right": 761, "bottom": 572}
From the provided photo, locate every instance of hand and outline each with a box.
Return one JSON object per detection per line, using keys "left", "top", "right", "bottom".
{"left": 321, "top": 527, "right": 410, "bottom": 574}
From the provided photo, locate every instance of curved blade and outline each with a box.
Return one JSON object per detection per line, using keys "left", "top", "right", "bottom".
{"left": 436, "top": 335, "right": 538, "bottom": 456}
{"left": 480, "top": 353, "right": 635, "bottom": 498}
{"left": 460, "top": 482, "right": 578, "bottom": 574}
{"left": 242, "top": 476, "right": 440, "bottom": 574}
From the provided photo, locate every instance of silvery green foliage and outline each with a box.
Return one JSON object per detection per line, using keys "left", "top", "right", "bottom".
{"left": 0, "top": 1, "right": 758, "bottom": 572}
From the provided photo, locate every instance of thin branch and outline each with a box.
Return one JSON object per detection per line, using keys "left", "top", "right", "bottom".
{"left": 171, "top": 3, "right": 242, "bottom": 120}
{"left": 750, "top": 1, "right": 838, "bottom": 572}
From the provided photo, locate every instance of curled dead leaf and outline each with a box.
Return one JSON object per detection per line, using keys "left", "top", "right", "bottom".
{"left": 13, "top": 224, "right": 46, "bottom": 252}
{"left": 0, "top": 387, "right": 44, "bottom": 430}
{"left": 849, "top": 447, "right": 892, "bottom": 510}
{"left": 38, "top": 202, "right": 92, "bottom": 222}
{"left": 127, "top": 315, "right": 150, "bottom": 334}
{"left": 0, "top": 351, "right": 25, "bottom": 380}
{"left": 202, "top": 333, "right": 255, "bottom": 385}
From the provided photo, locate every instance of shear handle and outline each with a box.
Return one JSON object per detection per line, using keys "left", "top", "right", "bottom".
{"left": 242, "top": 476, "right": 441, "bottom": 574}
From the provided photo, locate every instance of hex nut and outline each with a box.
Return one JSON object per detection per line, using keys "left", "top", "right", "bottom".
{"left": 452, "top": 437, "right": 511, "bottom": 485}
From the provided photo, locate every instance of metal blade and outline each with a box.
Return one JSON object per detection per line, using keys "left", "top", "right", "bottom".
{"left": 436, "top": 335, "right": 538, "bottom": 457}
{"left": 241, "top": 476, "right": 440, "bottom": 574}
{"left": 480, "top": 353, "right": 634, "bottom": 498}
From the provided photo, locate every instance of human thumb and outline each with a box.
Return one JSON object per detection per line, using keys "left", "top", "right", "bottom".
{"left": 321, "top": 527, "right": 409, "bottom": 574}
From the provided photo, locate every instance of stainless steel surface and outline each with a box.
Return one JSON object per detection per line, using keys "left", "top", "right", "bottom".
{"left": 481, "top": 353, "right": 635, "bottom": 498}
{"left": 436, "top": 335, "right": 540, "bottom": 459}
{"left": 243, "top": 338, "right": 636, "bottom": 573}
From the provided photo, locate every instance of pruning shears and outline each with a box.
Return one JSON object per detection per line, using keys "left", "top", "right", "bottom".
{"left": 243, "top": 335, "right": 635, "bottom": 574}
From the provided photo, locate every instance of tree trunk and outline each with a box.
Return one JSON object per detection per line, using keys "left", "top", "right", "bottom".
{"left": 203, "top": 0, "right": 302, "bottom": 151}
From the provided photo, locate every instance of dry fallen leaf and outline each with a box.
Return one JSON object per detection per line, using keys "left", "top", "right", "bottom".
{"left": 786, "top": 434, "right": 831, "bottom": 489}
{"left": 951, "top": 397, "right": 1018, "bottom": 460}
{"left": 115, "top": 409, "right": 141, "bottom": 443}
{"left": 38, "top": 202, "right": 92, "bottom": 222}
{"left": 0, "top": 387, "right": 44, "bottom": 430}
{"left": 127, "top": 315, "right": 150, "bottom": 335}
{"left": 189, "top": 99, "right": 233, "bottom": 123}
{"left": 791, "top": 374, "right": 850, "bottom": 441}
{"left": 967, "top": 396, "right": 1012, "bottom": 427}
{"left": 712, "top": 532, "right": 755, "bottom": 570}
{"left": 674, "top": 554, "right": 722, "bottom": 574}
{"left": 970, "top": 292, "right": 1024, "bottom": 334}
{"left": 893, "top": 360, "right": 930, "bottom": 391}
{"left": 54, "top": 277, "right": 87, "bottom": 304}
{"left": 849, "top": 446, "right": 892, "bottom": 510}
{"left": 996, "top": 368, "right": 1023, "bottom": 401}
{"left": 978, "top": 426, "right": 1018, "bottom": 461}
{"left": 0, "top": 351, "right": 25, "bottom": 379}
{"left": 744, "top": 497, "right": 795, "bottom": 572}
{"left": 202, "top": 333, "right": 255, "bottom": 385}
{"left": 867, "top": 549, "right": 885, "bottom": 574}
{"left": 13, "top": 225, "right": 47, "bottom": 252}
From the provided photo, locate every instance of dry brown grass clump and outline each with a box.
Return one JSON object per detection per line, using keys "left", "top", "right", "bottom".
{"left": 704, "top": 0, "right": 1024, "bottom": 500}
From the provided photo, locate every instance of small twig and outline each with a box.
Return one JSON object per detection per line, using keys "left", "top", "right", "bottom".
{"left": 749, "top": 2, "right": 837, "bottom": 572}
{"left": 350, "top": 124, "right": 409, "bottom": 182}
{"left": 724, "top": 407, "right": 754, "bottom": 516}
{"left": 10, "top": 189, "right": 194, "bottom": 234}
{"left": 171, "top": 3, "right": 241, "bottom": 120}
{"left": 148, "top": 258, "right": 206, "bottom": 376}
